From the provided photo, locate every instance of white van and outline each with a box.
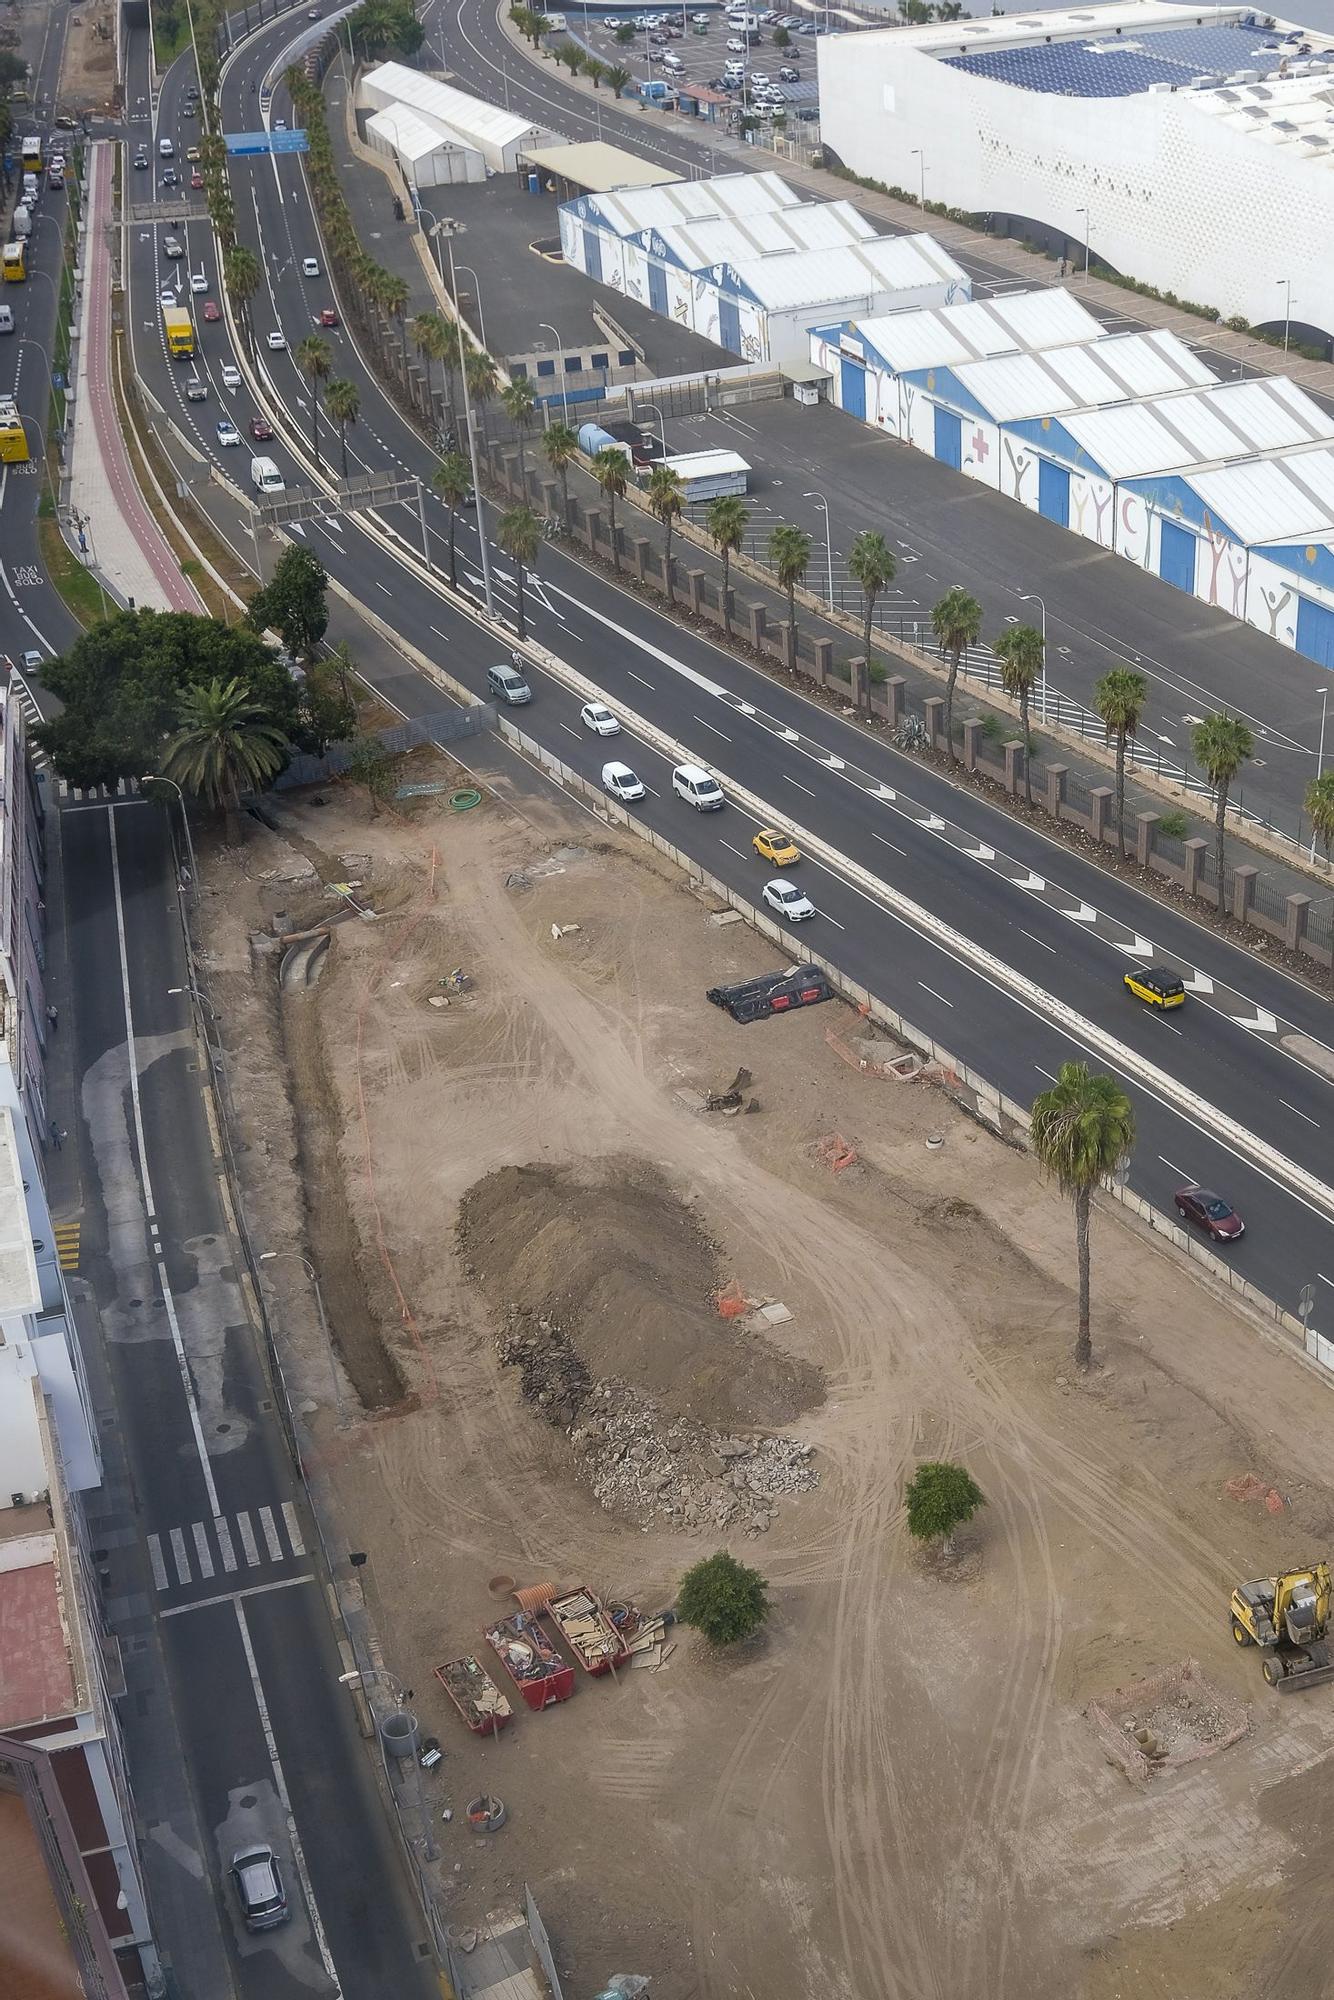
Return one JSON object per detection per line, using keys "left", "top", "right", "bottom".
{"left": 661, "top": 51, "right": 684, "bottom": 70}
{"left": 672, "top": 762, "right": 725, "bottom": 810}
{"left": 250, "top": 455, "right": 285, "bottom": 494}
{"left": 0, "top": 305, "right": 13, "bottom": 334}
{"left": 11, "top": 206, "right": 31, "bottom": 238}
{"left": 543, "top": 9, "right": 568, "bottom": 25}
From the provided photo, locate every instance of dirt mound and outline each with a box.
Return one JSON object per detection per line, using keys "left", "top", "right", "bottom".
{"left": 456, "top": 1157, "right": 822, "bottom": 1430}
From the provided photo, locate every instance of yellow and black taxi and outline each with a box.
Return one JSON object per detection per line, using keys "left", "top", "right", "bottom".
{"left": 1123, "top": 964, "right": 1186, "bottom": 1009}
{"left": 752, "top": 827, "right": 801, "bottom": 867}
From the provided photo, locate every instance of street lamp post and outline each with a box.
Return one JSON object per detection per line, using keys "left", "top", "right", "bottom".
{"left": 539, "top": 321, "right": 569, "bottom": 423}
{"left": 636, "top": 397, "right": 669, "bottom": 458}
{"left": 1074, "top": 206, "right": 1090, "bottom": 277}
{"left": 1280, "top": 276, "right": 1295, "bottom": 353}
{"left": 804, "top": 489, "right": 834, "bottom": 607}
{"left": 1019, "top": 591, "right": 1047, "bottom": 725}
{"left": 455, "top": 262, "right": 488, "bottom": 352}
{"left": 258, "top": 1249, "right": 344, "bottom": 1425}
{"left": 910, "top": 149, "right": 925, "bottom": 206}
{"left": 431, "top": 217, "right": 495, "bottom": 619}
{"left": 140, "top": 773, "right": 200, "bottom": 896}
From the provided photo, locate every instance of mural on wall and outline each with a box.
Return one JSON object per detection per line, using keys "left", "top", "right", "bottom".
{"left": 1251, "top": 558, "right": 1298, "bottom": 642}
{"left": 1200, "top": 514, "right": 1248, "bottom": 616}
{"left": 1069, "top": 475, "right": 1114, "bottom": 550}
{"left": 1001, "top": 435, "right": 1033, "bottom": 505}
{"left": 1118, "top": 491, "right": 1149, "bottom": 567}
{"left": 872, "top": 370, "right": 898, "bottom": 433}
{"left": 964, "top": 424, "right": 992, "bottom": 478}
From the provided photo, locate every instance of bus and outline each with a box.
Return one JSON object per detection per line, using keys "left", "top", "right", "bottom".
{"left": 2, "top": 242, "right": 26, "bottom": 282}
{"left": 21, "top": 135, "right": 41, "bottom": 176}
{"left": 162, "top": 303, "right": 194, "bottom": 358}
{"left": 0, "top": 396, "right": 29, "bottom": 465}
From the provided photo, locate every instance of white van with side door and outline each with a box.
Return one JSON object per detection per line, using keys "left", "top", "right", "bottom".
{"left": 250, "top": 455, "right": 285, "bottom": 494}
{"left": 672, "top": 762, "right": 725, "bottom": 810}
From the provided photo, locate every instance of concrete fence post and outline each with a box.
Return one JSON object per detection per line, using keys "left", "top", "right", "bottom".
{"left": 782, "top": 621, "right": 797, "bottom": 673}
{"left": 1183, "top": 835, "right": 1208, "bottom": 901}
{"left": 924, "top": 695, "right": 945, "bottom": 749}
{"left": 585, "top": 507, "right": 605, "bottom": 558}
{"left": 687, "top": 568, "right": 705, "bottom": 617}
{"left": 1046, "top": 763, "right": 1067, "bottom": 820}
{"left": 1004, "top": 739, "right": 1026, "bottom": 797}
{"left": 962, "top": 718, "right": 983, "bottom": 772}
{"left": 1285, "top": 892, "right": 1311, "bottom": 953}
{"left": 1135, "top": 811, "right": 1160, "bottom": 868}
{"left": 812, "top": 637, "right": 833, "bottom": 688}
{"left": 1090, "top": 786, "right": 1114, "bottom": 845}
{"left": 749, "top": 603, "right": 767, "bottom": 651}
{"left": 850, "top": 655, "right": 868, "bottom": 712}
{"left": 540, "top": 478, "right": 560, "bottom": 521}
{"left": 500, "top": 450, "right": 521, "bottom": 497}
{"left": 632, "top": 535, "right": 650, "bottom": 584}
{"left": 885, "top": 676, "right": 906, "bottom": 730}
{"left": 1231, "top": 864, "right": 1257, "bottom": 923}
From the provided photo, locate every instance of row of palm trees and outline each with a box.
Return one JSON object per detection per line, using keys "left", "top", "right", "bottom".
{"left": 508, "top": 4, "right": 632, "bottom": 95}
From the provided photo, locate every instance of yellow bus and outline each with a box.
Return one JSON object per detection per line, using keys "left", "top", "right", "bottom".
{"left": 0, "top": 397, "right": 29, "bottom": 465}
{"left": 21, "top": 135, "right": 41, "bottom": 176}
{"left": 2, "top": 242, "right": 26, "bottom": 282}
{"left": 162, "top": 304, "right": 194, "bottom": 358}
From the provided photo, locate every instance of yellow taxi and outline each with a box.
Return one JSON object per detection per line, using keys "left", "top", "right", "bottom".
{"left": 752, "top": 827, "right": 801, "bottom": 867}
{"left": 1123, "top": 964, "right": 1186, "bottom": 1008}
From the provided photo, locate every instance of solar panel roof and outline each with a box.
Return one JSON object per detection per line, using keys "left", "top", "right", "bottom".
{"left": 941, "top": 20, "right": 1289, "bottom": 97}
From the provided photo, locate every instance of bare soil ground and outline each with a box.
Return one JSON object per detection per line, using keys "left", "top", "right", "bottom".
{"left": 205, "top": 762, "right": 1334, "bottom": 2000}
{"left": 56, "top": 0, "right": 117, "bottom": 113}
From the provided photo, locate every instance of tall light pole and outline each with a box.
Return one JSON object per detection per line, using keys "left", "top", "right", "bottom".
{"left": 140, "top": 773, "right": 199, "bottom": 894}
{"left": 804, "top": 489, "right": 834, "bottom": 607}
{"left": 636, "top": 397, "right": 669, "bottom": 457}
{"left": 910, "top": 148, "right": 925, "bottom": 206}
{"left": 1073, "top": 206, "right": 1090, "bottom": 276}
{"left": 259, "top": 1249, "right": 343, "bottom": 1426}
{"left": 539, "top": 320, "right": 569, "bottom": 423}
{"left": 1019, "top": 591, "right": 1047, "bottom": 724}
{"left": 431, "top": 217, "right": 494, "bottom": 619}
{"left": 455, "top": 262, "right": 488, "bottom": 352}
{"left": 1280, "top": 276, "right": 1295, "bottom": 353}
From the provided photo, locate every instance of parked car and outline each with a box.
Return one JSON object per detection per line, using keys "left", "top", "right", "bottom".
{"left": 762, "top": 878, "right": 816, "bottom": 922}
{"left": 779, "top": 63, "right": 800, "bottom": 79}
{"left": 602, "top": 761, "right": 646, "bottom": 803}
{"left": 230, "top": 1846, "right": 288, "bottom": 1933}
{"left": 1174, "top": 1186, "right": 1245, "bottom": 1241}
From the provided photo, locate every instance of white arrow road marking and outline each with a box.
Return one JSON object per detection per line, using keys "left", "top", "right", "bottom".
{"left": 1182, "top": 972, "right": 1215, "bottom": 995}
{"left": 1064, "top": 903, "right": 1099, "bottom": 923}
{"left": 966, "top": 843, "right": 996, "bottom": 861}
{"left": 1115, "top": 935, "right": 1155, "bottom": 958}
{"left": 823, "top": 756, "right": 845, "bottom": 770}
{"left": 737, "top": 703, "right": 756, "bottom": 716}
{"left": 1017, "top": 872, "right": 1046, "bottom": 892}
{"left": 922, "top": 814, "right": 946, "bottom": 831}
{"left": 872, "top": 785, "right": 896, "bottom": 801}
{"left": 1239, "top": 1010, "right": 1280, "bottom": 1034}
{"left": 780, "top": 727, "right": 799, "bottom": 742}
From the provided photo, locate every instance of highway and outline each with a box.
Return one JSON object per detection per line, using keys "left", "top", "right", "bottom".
{"left": 117, "top": 6, "right": 1334, "bottom": 1349}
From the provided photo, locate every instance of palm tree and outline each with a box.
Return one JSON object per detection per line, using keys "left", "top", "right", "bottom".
{"left": 500, "top": 376, "right": 537, "bottom": 487}
{"left": 464, "top": 349, "right": 501, "bottom": 438}
{"left": 993, "top": 622, "right": 1044, "bottom": 804}
{"left": 604, "top": 63, "right": 632, "bottom": 96}
{"left": 769, "top": 523, "right": 812, "bottom": 650}
{"left": 931, "top": 586, "right": 984, "bottom": 759}
{"left": 162, "top": 677, "right": 290, "bottom": 840}
{"left": 582, "top": 55, "right": 607, "bottom": 87}
{"left": 380, "top": 271, "right": 409, "bottom": 323}
{"left": 1307, "top": 769, "right": 1334, "bottom": 871}
{"left": 542, "top": 421, "right": 578, "bottom": 529}
{"left": 438, "top": 317, "right": 464, "bottom": 421}
{"left": 224, "top": 244, "right": 261, "bottom": 329}
{"left": 1192, "top": 712, "right": 1254, "bottom": 910}
{"left": 410, "top": 310, "right": 447, "bottom": 418}
{"left": 707, "top": 494, "right": 747, "bottom": 641}
{"left": 325, "top": 377, "right": 361, "bottom": 479}
{"left": 1092, "top": 664, "right": 1147, "bottom": 856}
{"left": 295, "top": 334, "right": 332, "bottom": 468}
{"left": 497, "top": 503, "right": 543, "bottom": 640}
{"left": 591, "top": 446, "right": 628, "bottom": 571}
{"left": 1029, "top": 1063, "right": 1135, "bottom": 1372}
{"left": 847, "top": 529, "right": 896, "bottom": 665}
{"left": 432, "top": 451, "right": 473, "bottom": 591}
{"left": 647, "top": 463, "right": 685, "bottom": 594}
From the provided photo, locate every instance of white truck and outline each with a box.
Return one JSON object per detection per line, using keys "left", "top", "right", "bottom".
{"left": 250, "top": 455, "right": 285, "bottom": 495}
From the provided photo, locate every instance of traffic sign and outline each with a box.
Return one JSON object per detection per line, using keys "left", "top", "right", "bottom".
{"left": 1299, "top": 1284, "right": 1316, "bottom": 1323}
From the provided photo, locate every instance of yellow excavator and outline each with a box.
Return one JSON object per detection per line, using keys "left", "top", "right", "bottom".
{"left": 1230, "top": 1563, "right": 1334, "bottom": 1691}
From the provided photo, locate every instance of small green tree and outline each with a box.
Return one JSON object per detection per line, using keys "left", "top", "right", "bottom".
{"left": 553, "top": 36, "right": 583, "bottom": 73}
{"left": 299, "top": 661, "right": 357, "bottom": 756}
{"left": 676, "top": 1551, "right": 769, "bottom": 1648}
{"left": 224, "top": 243, "right": 261, "bottom": 326}
{"left": 707, "top": 494, "right": 748, "bottom": 643}
{"left": 581, "top": 55, "right": 607, "bottom": 88}
{"left": 248, "top": 546, "right": 329, "bottom": 658}
{"left": 1191, "top": 710, "right": 1254, "bottom": 910}
{"left": 1093, "top": 664, "right": 1147, "bottom": 856}
{"left": 993, "top": 622, "right": 1044, "bottom": 804}
{"left": 343, "top": 733, "right": 404, "bottom": 817}
{"left": 604, "top": 62, "right": 632, "bottom": 94}
{"left": 773, "top": 24, "right": 790, "bottom": 46}
{"left": 904, "top": 1462, "right": 985, "bottom": 1554}
{"left": 1307, "top": 769, "right": 1334, "bottom": 870}
{"left": 931, "top": 586, "right": 984, "bottom": 760}
{"left": 615, "top": 20, "right": 634, "bottom": 41}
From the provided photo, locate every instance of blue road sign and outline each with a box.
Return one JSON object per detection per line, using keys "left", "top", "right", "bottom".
{"left": 223, "top": 128, "right": 309, "bottom": 155}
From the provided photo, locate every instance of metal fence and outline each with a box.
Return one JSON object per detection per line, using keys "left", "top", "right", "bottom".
{"left": 273, "top": 709, "right": 490, "bottom": 790}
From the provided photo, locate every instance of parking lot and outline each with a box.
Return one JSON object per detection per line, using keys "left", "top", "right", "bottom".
{"left": 564, "top": 5, "right": 826, "bottom": 121}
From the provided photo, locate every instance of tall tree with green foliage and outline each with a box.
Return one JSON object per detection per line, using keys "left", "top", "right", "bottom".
{"left": 299, "top": 660, "right": 357, "bottom": 756}
{"left": 993, "top": 622, "right": 1044, "bottom": 804}
{"left": 591, "top": 446, "right": 628, "bottom": 572}
{"left": 1092, "top": 664, "right": 1147, "bottom": 856}
{"left": 603, "top": 62, "right": 632, "bottom": 94}
{"left": 224, "top": 243, "right": 261, "bottom": 327}
{"left": 161, "top": 676, "right": 291, "bottom": 833}
{"left": 432, "top": 451, "right": 474, "bottom": 591}
{"left": 542, "top": 421, "right": 579, "bottom": 529}
{"left": 905, "top": 1463, "right": 985, "bottom": 1555}
{"left": 464, "top": 348, "right": 500, "bottom": 427}
{"left": 676, "top": 1551, "right": 770, "bottom": 1648}
{"left": 348, "top": 0, "right": 424, "bottom": 59}
{"left": 1029, "top": 1063, "right": 1136, "bottom": 1371}
{"left": 707, "top": 494, "right": 748, "bottom": 643}
{"left": 344, "top": 733, "right": 404, "bottom": 817}
{"left": 1307, "top": 769, "right": 1334, "bottom": 870}
{"left": 847, "top": 529, "right": 896, "bottom": 666}
{"left": 295, "top": 334, "right": 333, "bottom": 469}
{"left": 1191, "top": 711, "right": 1254, "bottom": 910}
{"left": 325, "top": 377, "right": 361, "bottom": 479}
{"left": 410, "top": 310, "right": 448, "bottom": 419}
{"left": 769, "top": 522, "right": 812, "bottom": 650}
{"left": 500, "top": 375, "right": 537, "bottom": 485}
{"left": 36, "top": 610, "right": 302, "bottom": 792}
{"left": 581, "top": 54, "right": 607, "bottom": 87}
{"left": 647, "top": 462, "right": 685, "bottom": 592}
{"left": 497, "top": 504, "right": 542, "bottom": 640}
{"left": 931, "top": 586, "right": 984, "bottom": 760}
{"left": 247, "top": 546, "right": 329, "bottom": 658}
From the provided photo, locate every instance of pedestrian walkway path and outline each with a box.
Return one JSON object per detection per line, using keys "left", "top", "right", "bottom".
{"left": 146, "top": 1501, "right": 308, "bottom": 1597}
{"left": 69, "top": 142, "right": 204, "bottom": 614}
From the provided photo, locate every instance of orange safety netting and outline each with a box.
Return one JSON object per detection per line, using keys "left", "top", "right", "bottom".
{"left": 715, "top": 1279, "right": 750, "bottom": 1320}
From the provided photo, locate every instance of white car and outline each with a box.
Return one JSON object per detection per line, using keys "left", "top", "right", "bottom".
{"left": 750, "top": 71, "right": 770, "bottom": 83}
{"left": 580, "top": 701, "right": 620, "bottom": 736}
{"left": 220, "top": 362, "right": 242, "bottom": 389}
{"left": 602, "top": 761, "right": 645, "bottom": 803}
{"left": 216, "top": 418, "right": 241, "bottom": 446}
{"left": 266, "top": 330, "right": 287, "bottom": 350}
{"left": 762, "top": 878, "right": 816, "bottom": 923}
{"left": 726, "top": 37, "right": 745, "bottom": 50}
{"left": 189, "top": 270, "right": 207, "bottom": 293}
{"left": 159, "top": 286, "right": 177, "bottom": 306}
{"left": 163, "top": 235, "right": 183, "bottom": 258}
{"left": 691, "top": 10, "right": 709, "bottom": 19}
{"left": 158, "top": 136, "right": 174, "bottom": 157}
{"left": 301, "top": 255, "right": 320, "bottom": 278}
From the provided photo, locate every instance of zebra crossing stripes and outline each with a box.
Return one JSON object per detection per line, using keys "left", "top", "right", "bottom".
{"left": 146, "top": 1502, "right": 308, "bottom": 1595}
{"left": 54, "top": 1221, "right": 81, "bottom": 1272}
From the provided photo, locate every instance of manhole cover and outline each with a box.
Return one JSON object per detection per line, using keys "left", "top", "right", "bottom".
{"left": 216, "top": 1423, "right": 231, "bottom": 1434}
{"left": 488, "top": 1574, "right": 515, "bottom": 1598}
{"left": 128, "top": 1298, "right": 142, "bottom": 1308}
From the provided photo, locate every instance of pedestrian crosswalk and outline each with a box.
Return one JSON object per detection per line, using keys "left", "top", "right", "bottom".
{"left": 54, "top": 1221, "right": 80, "bottom": 1272}
{"left": 147, "top": 1501, "right": 307, "bottom": 1594}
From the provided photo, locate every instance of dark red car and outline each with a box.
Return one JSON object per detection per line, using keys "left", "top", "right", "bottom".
{"left": 1174, "top": 1186, "right": 1245, "bottom": 1241}
{"left": 191, "top": 170, "right": 205, "bottom": 189}
{"left": 248, "top": 415, "right": 274, "bottom": 441}
{"left": 318, "top": 306, "right": 339, "bottom": 327}
{"left": 201, "top": 299, "right": 221, "bottom": 322}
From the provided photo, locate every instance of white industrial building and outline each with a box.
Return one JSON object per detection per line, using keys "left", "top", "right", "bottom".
{"left": 359, "top": 61, "right": 546, "bottom": 176}
{"left": 364, "top": 105, "right": 484, "bottom": 189}
{"left": 559, "top": 171, "right": 970, "bottom": 362}
{"left": 818, "top": 2, "right": 1334, "bottom": 339}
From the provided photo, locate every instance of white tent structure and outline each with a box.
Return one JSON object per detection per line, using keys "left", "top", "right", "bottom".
{"left": 364, "top": 106, "right": 484, "bottom": 189}
{"left": 360, "top": 61, "right": 545, "bottom": 175}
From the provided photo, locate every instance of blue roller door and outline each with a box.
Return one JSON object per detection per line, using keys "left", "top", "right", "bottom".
{"left": 1158, "top": 517, "right": 1197, "bottom": 595}
{"left": 582, "top": 228, "right": 602, "bottom": 283}
{"left": 933, "top": 405, "right": 962, "bottom": 470}
{"left": 840, "top": 357, "right": 866, "bottom": 420}
{"left": 648, "top": 261, "right": 668, "bottom": 316}
{"left": 718, "top": 293, "right": 742, "bottom": 355}
{"left": 1296, "top": 595, "right": 1334, "bottom": 669}
{"left": 1038, "top": 457, "right": 1070, "bottom": 527}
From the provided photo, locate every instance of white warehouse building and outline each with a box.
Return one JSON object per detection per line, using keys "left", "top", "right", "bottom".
{"left": 359, "top": 61, "right": 546, "bottom": 176}
{"left": 559, "top": 171, "right": 970, "bottom": 362}
{"left": 818, "top": 1, "right": 1334, "bottom": 341}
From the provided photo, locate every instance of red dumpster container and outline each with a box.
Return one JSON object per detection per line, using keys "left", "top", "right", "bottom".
{"left": 435, "top": 1656, "right": 513, "bottom": 1737}
{"left": 485, "top": 1613, "right": 575, "bottom": 1712}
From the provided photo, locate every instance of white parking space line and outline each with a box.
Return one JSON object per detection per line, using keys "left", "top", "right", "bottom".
{"left": 192, "top": 1523, "right": 214, "bottom": 1579}
{"left": 1020, "top": 928, "right": 1057, "bottom": 952}
{"left": 281, "top": 1501, "right": 306, "bottom": 1558}
{"left": 918, "top": 982, "right": 953, "bottom": 1008}
{"left": 1281, "top": 1099, "right": 1321, "bottom": 1128}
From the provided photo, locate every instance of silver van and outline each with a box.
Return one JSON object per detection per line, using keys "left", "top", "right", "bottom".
{"left": 672, "top": 762, "right": 725, "bottom": 810}
{"left": 487, "top": 661, "right": 532, "bottom": 704}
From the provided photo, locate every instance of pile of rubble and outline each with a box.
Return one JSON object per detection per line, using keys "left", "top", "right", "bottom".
{"left": 496, "top": 1309, "right": 818, "bottom": 1536}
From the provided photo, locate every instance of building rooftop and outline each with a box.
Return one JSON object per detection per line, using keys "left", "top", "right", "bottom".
{"left": 361, "top": 61, "right": 540, "bottom": 150}
{"left": 0, "top": 1515, "right": 75, "bottom": 1731}
{"left": 1056, "top": 372, "right": 1334, "bottom": 478}
{"left": 520, "top": 141, "right": 680, "bottom": 194}
{"left": 939, "top": 13, "right": 1298, "bottom": 99}
{"left": 0, "top": 1103, "right": 40, "bottom": 1316}
{"left": 576, "top": 170, "right": 802, "bottom": 238}
{"left": 648, "top": 198, "right": 876, "bottom": 272}
{"left": 835, "top": 287, "right": 1103, "bottom": 376}
{"left": 728, "top": 230, "right": 967, "bottom": 311}
{"left": 365, "top": 105, "right": 478, "bottom": 168}
{"left": 1191, "top": 444, "right": 1334, "bottom": 545}
{"left": 951, "top": 327, "right": 1217, "bottom": 423}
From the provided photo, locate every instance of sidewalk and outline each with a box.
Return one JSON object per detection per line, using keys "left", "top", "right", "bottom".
{"left": 68, "top": 142, "right": 204, "bottom": 614}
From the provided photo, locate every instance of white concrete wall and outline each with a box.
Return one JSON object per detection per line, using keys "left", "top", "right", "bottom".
{"left": 0, "top": 1339, "right": 45, "bottom": 1503}
{"left": 817, "top": 31, "right": 1334, "bottom": 335}
{"left": 1247, "top": 550, "right": 1306, "bottom": 648}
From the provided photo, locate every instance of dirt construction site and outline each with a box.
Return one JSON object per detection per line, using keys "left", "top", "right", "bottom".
{"left": 204, "top": 751, "right": 1334, "bottom": 2000}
